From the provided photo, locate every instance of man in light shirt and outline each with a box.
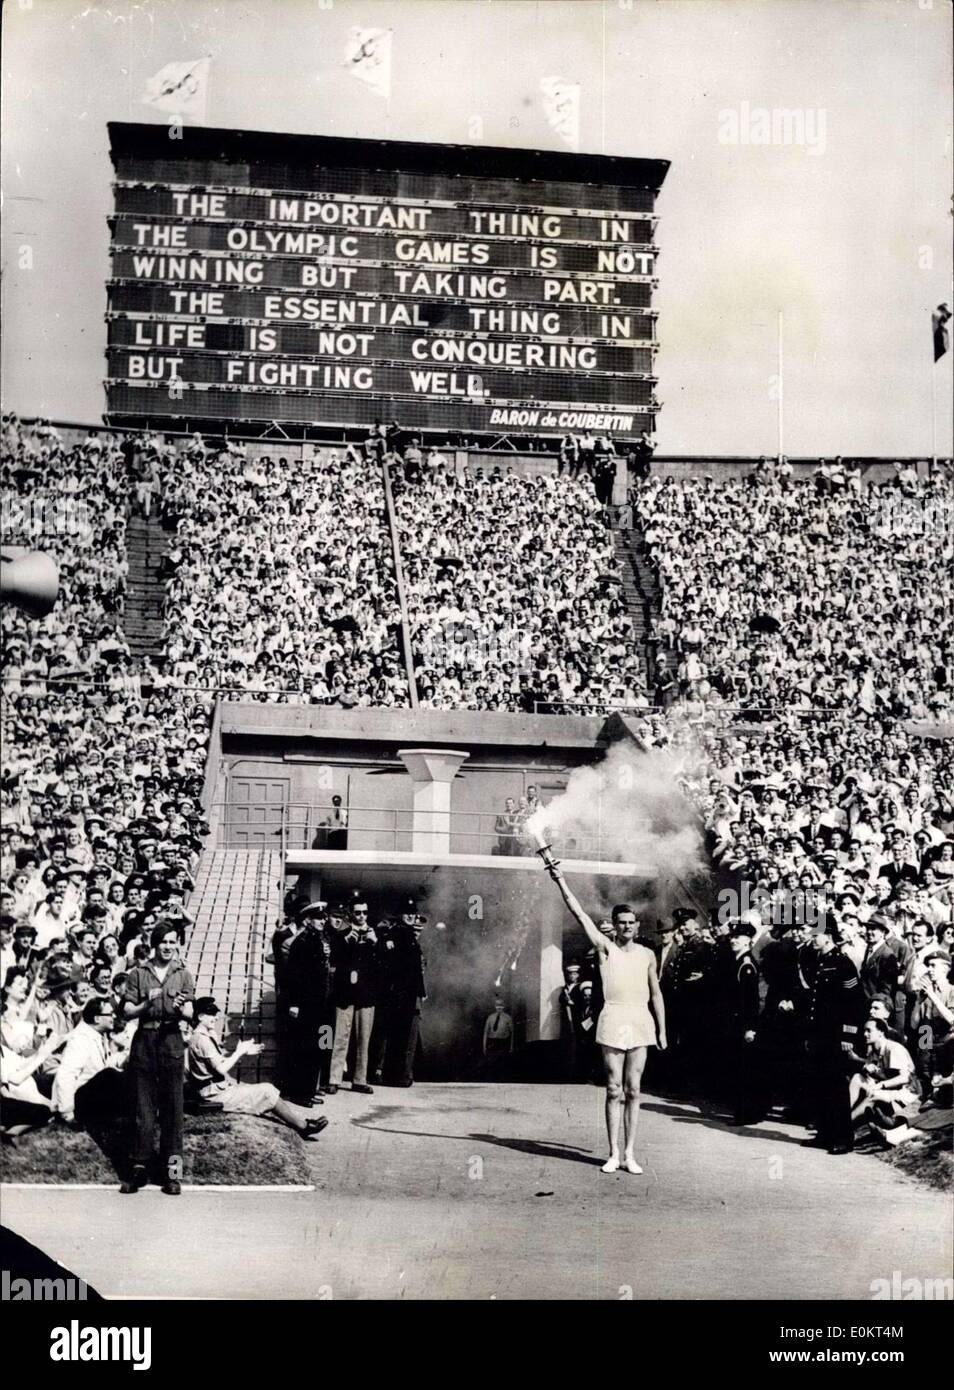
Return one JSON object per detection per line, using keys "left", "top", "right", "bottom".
{"left": 53, "top": 997, "right": 127, "bottom": 1126}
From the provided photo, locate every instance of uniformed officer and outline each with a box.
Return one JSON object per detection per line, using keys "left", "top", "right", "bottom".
{"left": 802, "top": 919, "right": 866, "bottom": 1154}
{"left": 270, "top": 894, "right": 307, "bottom": 1093}
{"left": 375, "top": 898, "right": 427, "bottom": 1087}
{"left": 662, "top": 908, "right": 712, "bottom": 1090}
{"left": 723, "top": 921, "right": 769, "bottom": 1126}
{"left": 283, "top": 901, "right": 333, "bottom": 1107}
{"left": 120, "top": 923, "right": 195, "bottom": 1195}
{"left": 758, "top": 919, "right": 809, "bottom": 1119}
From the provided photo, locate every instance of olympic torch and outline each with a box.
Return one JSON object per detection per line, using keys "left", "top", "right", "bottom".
{"left": 530, "top": 824, "right": 561, "bottom": 877}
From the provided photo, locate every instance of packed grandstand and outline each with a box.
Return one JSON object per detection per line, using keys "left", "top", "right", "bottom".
{"left": 1, "top": 412, "right": 952, "bottom": 1150}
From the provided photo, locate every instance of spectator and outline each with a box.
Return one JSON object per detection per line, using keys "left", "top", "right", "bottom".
{"left": 52, "top": 995, "right": 127, "bottom": 1126}
{"left": 849, "top": 1016, "right": 919, "bottom": 1134}
{"left": 494, "top": 797, "right": 518, "bottom": 855}
{"left": 397, "top": 468, "right": 644, "bottom": 713}
{"left": 186, "top": 997, "right": 327, "bottom": 1140}
{"left": 482, "top": 994, "right": 514, "bottom": 1061}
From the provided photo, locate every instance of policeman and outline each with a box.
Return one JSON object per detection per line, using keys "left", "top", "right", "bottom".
{"left": 802, "top": 919, "right": 866, "bottom": 1154}
{"left": 283, "top": 901, "right": 333, "bottom": 1107}
{"left": 376, "top": 898, "right": 427, "bottom": 1087}
{"left": 665, "top": 908, "right": 712, "bottom": 1090}
{"left": 270, "top": 893, "right": 307, "bottom": 1093}
{"left": 723, "top": 921, "right": 769, "bottom": 1125}
{"left": 758, "top": 919, "right": 809, "bottom": 1120}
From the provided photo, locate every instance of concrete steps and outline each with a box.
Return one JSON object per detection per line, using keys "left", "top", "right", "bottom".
{"left": 186, "top": 849, "right": 284, "bottom": 1082}
{"left": 610, "top": 527, "right": 650, "bottom": 687}
{"left": 122, "top": 512, "right": 168, "bottom": 661}
{"left": 611, "top": 521, "right": 662, "bottom": 693}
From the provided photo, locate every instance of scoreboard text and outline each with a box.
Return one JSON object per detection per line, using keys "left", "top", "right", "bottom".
{"left": 106, "top": 128, "right": 667, "bottom": 438}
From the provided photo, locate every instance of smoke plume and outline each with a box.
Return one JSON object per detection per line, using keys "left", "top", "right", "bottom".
{"left": 525, "top": 742, "right": 706, "bottom": 890}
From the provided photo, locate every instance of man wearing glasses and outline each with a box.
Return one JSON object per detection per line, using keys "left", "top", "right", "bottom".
{"left": 328, "top": 901, "right": 382, "bottom": 1095}
{"left": 52, "top": 996, "right": 127, "bottom": 1127}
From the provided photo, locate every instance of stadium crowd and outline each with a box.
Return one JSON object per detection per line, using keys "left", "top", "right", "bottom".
{"left": 1, "top": 414, "right": 951, "bottom": 1167}
{"left": 394, "top": 464, "right": 646, "bottom": 712}
{"left": 608, "top": 458, "right": 954, "bottom": 1149}
{"left": 634, "top": 463, "right": 954, "bottom": 719}
{"left": 1, "top": 417, "right": 213, "bottom": 1165}
{"left": 160, "top": 442, "right": 409, "bottom": 707}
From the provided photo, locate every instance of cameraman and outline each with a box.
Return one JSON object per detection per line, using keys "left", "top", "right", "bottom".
{"left": 328, "top": 901, "right": 382, "bottom": 1094}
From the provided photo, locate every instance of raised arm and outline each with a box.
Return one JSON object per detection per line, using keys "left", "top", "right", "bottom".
{"left": 544, "top": 860, "right": 607, "bottom": 953}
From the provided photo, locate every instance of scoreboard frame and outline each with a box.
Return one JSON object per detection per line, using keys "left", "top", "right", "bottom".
{"left": 105, "top": 122, "right": 669, "bottom": 445}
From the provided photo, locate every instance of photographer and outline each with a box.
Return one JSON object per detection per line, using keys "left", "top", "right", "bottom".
{"left": 328, "top": 900, "right": 382, "bottom": 1094}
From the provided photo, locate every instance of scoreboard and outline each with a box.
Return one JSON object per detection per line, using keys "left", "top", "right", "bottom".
{"left": 106, "top": 124, "right": 669, "bottom": 440}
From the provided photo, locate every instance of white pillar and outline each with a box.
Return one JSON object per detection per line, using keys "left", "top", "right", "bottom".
{"left": 529, "top": 912, "right": 565, "bottom": 1042}
{"left": 396, "top": 748, "right": 469, "bottom": 853}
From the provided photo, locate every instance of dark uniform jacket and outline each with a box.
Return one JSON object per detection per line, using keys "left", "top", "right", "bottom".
{"left": 728, "top": 952, "right": 762, "bottom": 1037}
{"left": 285, "top": 927, "right": 333, "bottom": 1011}
{"left": 759, "top": 934, "right": 802, "bottom": 1012}
{"left": 660, "top": 938, "right": 710, "bottom": 996}
{"left": 270, "top": 924, "right": 300, "bottom": 993}
{"left": 805, "top": 948, "right": 865, "bottom": 1050}
{"left": 331, "top": 932, "right": 383, "bottom": 1009}
{"left": 380, "top": 930, "right": 426, "bottom": 1007}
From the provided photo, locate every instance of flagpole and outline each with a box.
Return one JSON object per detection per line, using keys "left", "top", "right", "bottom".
{"left": 931, "top": 354, "right": 937, "bottom": 469}
{"left": 777, "top": 309, "right": 784, "bottom": 463}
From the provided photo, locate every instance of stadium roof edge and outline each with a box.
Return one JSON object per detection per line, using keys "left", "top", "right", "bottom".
{"left": 218, "top": 703, "right": 624, "bottom": 750}
{"left": 106, "top": 121, "right": 670, "bottom": 191}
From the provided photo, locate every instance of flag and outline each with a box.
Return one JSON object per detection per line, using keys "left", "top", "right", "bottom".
{"left": 932, "top": 303, "right": 951, "bottom": 362}
{"left": 540, "top": 75, "right": 580, "bottom": 151}
{"left": 142, "top": 57, "right": 211, "bottom": 122}
{"left": 343, "top": 27, "right": 392, "bottom": 100}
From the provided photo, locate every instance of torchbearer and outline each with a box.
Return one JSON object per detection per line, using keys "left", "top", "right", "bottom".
{"left": 536, "top": 836, "right": 666, "bottom": 1174}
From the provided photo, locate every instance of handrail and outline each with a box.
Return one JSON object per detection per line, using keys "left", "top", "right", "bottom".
{"left": 380, "top": 454, "right": 420, "bottom": 709}
{"left": 212, "top": 799, "right": 625, "bottom": 862}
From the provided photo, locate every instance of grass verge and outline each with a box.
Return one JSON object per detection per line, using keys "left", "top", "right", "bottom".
{"left": 1, "top": 1112, "right": 312, "bottom": 1187}
{"left": 873, "top": 1129, "right": 952, "bottom": 1193}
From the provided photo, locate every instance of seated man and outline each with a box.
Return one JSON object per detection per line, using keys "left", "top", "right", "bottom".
{"left": 186, "top": 997, "right": 327, "bottom": 1141}
{"left": 881, "top": 1069, "right": 953, "bottom": 1147}
{"left": 52, "top": 996, "right": 128, "bottom": 1127}
{"left": 849, "top": 1016, "right": 920, "bottom": 1134}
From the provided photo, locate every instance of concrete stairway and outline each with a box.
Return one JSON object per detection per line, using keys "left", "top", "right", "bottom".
{"left": 610, "top": 523, "right": 655, "bottom": 695}
{"left": 186, "top": 849, "right": 283, "bottom": 1083}
{"left": 123, "top": 512, "right": 168, "bottom": 661}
